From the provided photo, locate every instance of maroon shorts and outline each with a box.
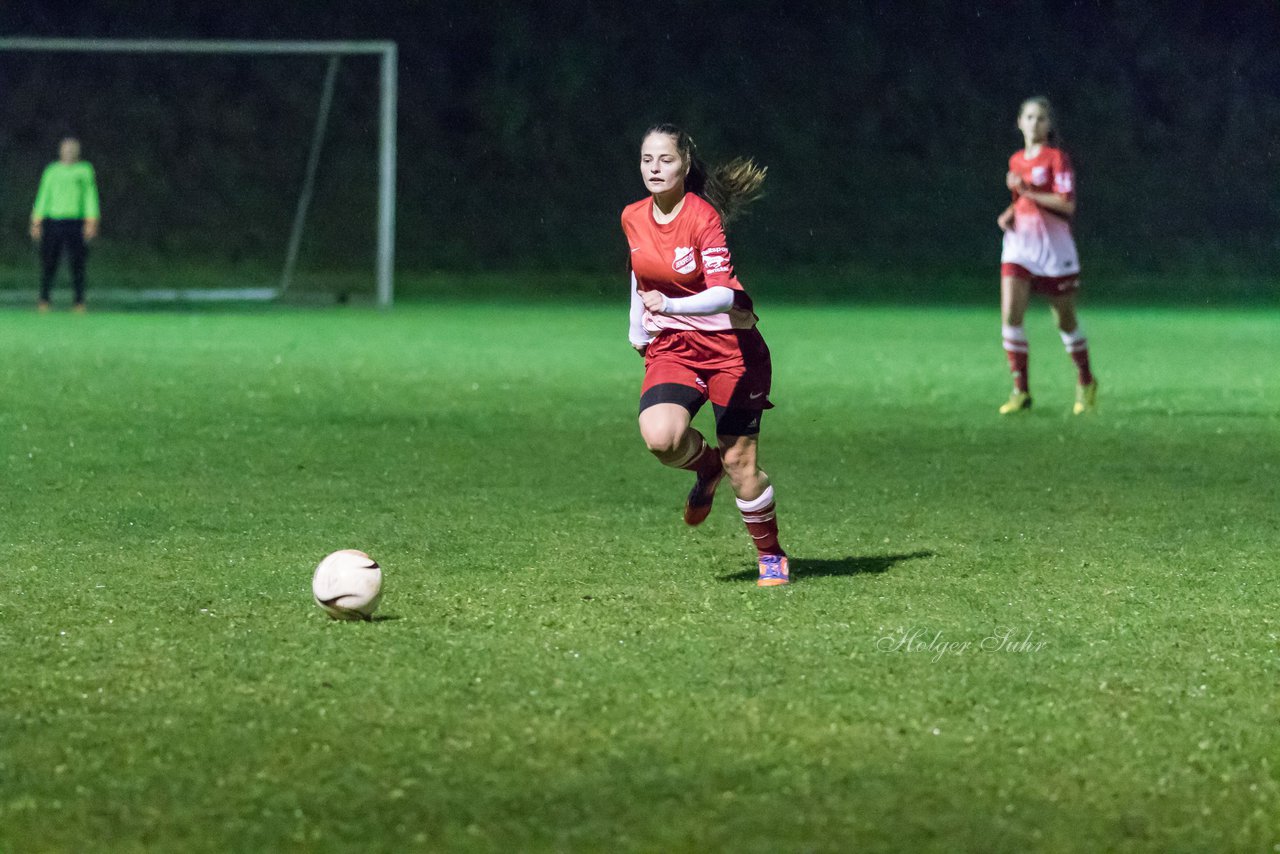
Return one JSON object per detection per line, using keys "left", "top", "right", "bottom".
{"left": 1001, "top": 262, "right": 1080, "bottom": 296}
{"left": 641, "top": 327, "right": 773, "bottom": 410}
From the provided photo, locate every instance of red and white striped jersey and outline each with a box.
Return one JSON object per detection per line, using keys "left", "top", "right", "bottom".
{"left": 1000, "top": 145, "right": 1081, "bottom": 278}
{"left": 621, "top": 193, "right": 756, "bottom": 334}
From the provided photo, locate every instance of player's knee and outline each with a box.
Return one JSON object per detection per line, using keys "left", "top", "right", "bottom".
{"left": 720, "top": 445, "right": 757, "bottom": 478}
{"left": 641, "top": 426, "right": 684, "bottom": 456}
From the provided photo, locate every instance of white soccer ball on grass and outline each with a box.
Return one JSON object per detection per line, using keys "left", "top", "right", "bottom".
{"left": 312, "top": 549, "right": 383, "bottom": 620}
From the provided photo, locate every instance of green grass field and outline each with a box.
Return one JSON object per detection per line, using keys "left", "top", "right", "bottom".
{"left": 2, "top": 299, "right": 1278, "bottom": 853}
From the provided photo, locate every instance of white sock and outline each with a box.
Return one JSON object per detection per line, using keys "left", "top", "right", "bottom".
{"left": 1002, "top": 324, "right": 1028, "bottom": 353}
{"left": 736, "top": 485, "right": 776, "bottom": 521}
{"left": 1059, "top": 327, "right": 1087, "bottom": 353}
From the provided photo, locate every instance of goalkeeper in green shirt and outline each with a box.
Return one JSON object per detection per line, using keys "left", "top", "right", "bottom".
{"left": 30, "top": 137, "right": 100, "bottom": 312}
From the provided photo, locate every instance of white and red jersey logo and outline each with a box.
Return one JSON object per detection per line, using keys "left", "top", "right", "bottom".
{"left": 672, "top": 246, "right": 697, "bottom": 274}
{"left": 701, "top": 246, "right": 730, "bottom": 274}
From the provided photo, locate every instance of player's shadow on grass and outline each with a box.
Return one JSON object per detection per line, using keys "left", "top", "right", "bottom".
{"left": 717, "top": 550, "right": 935, "bottom": 583}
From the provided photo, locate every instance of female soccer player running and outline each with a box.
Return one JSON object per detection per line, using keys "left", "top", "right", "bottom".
{"left": 997, "top": 97, "right": 1098, "bottom": 415}
{"left": 621, "top": 124, "right": 788, "bottom": 586}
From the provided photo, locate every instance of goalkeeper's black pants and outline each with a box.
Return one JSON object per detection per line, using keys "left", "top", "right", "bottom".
{"left": 39, "top": 219, "right": 88, "bottom": 304}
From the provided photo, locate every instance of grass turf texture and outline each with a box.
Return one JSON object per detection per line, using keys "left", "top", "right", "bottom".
{"left": 2, "top": 302, "right": 1278, "bottom": 853}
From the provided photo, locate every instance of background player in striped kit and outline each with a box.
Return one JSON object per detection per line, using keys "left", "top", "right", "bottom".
{"left": 621, "top": 124, "right": 789, "bottom": 586}
{"left": 996, "top": 97, "right": 1098, "bottom": 415}
{"left": 31, "top": 137, "right": 101, "bottom": 313}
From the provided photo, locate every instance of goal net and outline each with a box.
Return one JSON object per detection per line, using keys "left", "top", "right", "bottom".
{"left": 0, "top": 38, "right": 396, "bottom": 307}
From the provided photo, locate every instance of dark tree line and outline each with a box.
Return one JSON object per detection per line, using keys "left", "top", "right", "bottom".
{"left": 2, "top": 0, "right": 1277, "bottom": 280}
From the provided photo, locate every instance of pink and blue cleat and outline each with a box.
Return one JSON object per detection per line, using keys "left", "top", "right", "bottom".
{"left": 757, "top": 554, "right": 790, "bottom": 587}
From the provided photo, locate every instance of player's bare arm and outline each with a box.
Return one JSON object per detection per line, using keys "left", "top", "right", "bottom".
{"left": 1020, "top": 190, "right": 1075, "bottom": 218}
{"left": 997, "top": 204, "right": 1015, "bottom": 232}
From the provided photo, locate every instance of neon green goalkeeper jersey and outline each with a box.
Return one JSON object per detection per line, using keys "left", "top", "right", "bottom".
{"left": 31, "top": 161, "right": 100, "bottom": 220}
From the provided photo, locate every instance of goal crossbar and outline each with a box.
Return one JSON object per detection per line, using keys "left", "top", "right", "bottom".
{"left": 0, "top": 37, "right": 398, "bottom": 307}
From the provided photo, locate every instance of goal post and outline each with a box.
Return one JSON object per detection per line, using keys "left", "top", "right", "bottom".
{"left": 0, "top": 37, "right": 398, "bottom": 307}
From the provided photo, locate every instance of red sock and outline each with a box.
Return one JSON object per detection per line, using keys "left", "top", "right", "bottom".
{"left": 1005, "top": 350, "right": 1029, "bottom": 392}
{"left": 1002, "top": 325, "right": 1029, "bottom": 393}
{"left": 1060, "top": 328, "right": 1094, "bottom": 385}
{"left": 736, "top": 486, "right": 783, "bottom": 556}
{"left": 1071, "top": 349, "right": 1093, "bottom": 385}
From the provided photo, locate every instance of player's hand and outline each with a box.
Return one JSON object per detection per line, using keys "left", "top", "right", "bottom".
{"left": 997, "top": 209, "right": 1015, "bottom": 232}
{"left": 640, "top": 290, "right": 668, "bottom": 314}
{"left": 632, "top": 343, "right": 648, "bottom": 358}
{"left": 29, "top": 221, "right": 41, "bottom": 241}
{"left": 1005, "top": 171, "right": 1026, "bottom": 192}
{"left": 83, "top": 220, "right": 99, "bottom": 241}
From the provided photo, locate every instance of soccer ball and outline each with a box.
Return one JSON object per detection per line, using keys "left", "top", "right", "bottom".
{"left": 312, "top": 549, "right": 383, "bottom": 620}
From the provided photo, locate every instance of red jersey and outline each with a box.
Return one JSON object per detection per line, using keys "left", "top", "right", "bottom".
{"left": 1000, "top": 145, "right": 1080, "bottom": 278}
{"left": 621, "top": 193, "right": 756, "bottom": 334}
